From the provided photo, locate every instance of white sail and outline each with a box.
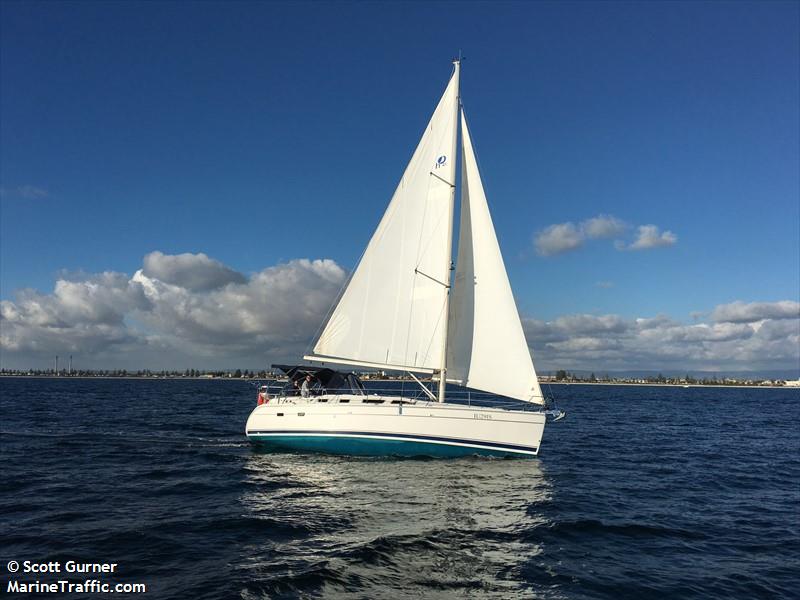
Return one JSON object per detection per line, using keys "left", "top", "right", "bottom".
{"left": 446, "top": 111, "right": 544, "bottom": 404}
{"left": 308, "top": 64, "right": 460, "bottom": 372}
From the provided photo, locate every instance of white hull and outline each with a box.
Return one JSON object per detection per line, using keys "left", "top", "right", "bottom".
{"left": 245, "top": 394, "right": 546, "bottom": 458}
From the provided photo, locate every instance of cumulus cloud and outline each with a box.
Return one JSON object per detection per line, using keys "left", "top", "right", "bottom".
{"left": 142, "top": 251, "right": 247, "bottom": 291}
{"left": 133, "top": 258, "right": 344, "bottom": 351}
{"left": 534, "top": 222, "right": 584, "bottom": 256}
{"left": 2, "top": 258, "right": 797, "bottom": 375}
{"left": 710, "top": 300, "right": 800, "bottom": 323}
{"left": 618, "top": 225, "right": 677, "bottom": 251}
{"left": 582, "top": 215, "right": 626, "bottom": 239}
{"left": 658, "top": 322, "right": 754, "bottom": 343}
{"left": 534, "top": 215, "right": 676, "bottom": 256}
{"left": 1, "top": 272, "right": 150, "bottom": 356}
{"left": 635, "top": 314, "right": 676, "bottom": 330}
{"left": 1, "top": 253, "right": 346, "bottom": 368}
{"left": 524, "top": 304, "right": 800, "bottom": 373}
{"left": 552, "top": 314, "right": 629, "bottom": 335}
{"left": 755, "top": 318, "right": 800, "bottom": 341}
{"left": 534, "top": 216, "right": 625, "bottom": 256}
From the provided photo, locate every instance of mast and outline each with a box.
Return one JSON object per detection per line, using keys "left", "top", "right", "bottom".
{"left": 437, "top": 58, "right": 460, "bottom": 403}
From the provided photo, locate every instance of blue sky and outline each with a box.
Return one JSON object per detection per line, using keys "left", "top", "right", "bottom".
{"left": 1, "top": 1, "right": 798, "bottom": 373}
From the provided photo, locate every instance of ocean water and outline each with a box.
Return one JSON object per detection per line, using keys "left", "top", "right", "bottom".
{"left": 1, "top": 378, "right": 798, "bottom": 599}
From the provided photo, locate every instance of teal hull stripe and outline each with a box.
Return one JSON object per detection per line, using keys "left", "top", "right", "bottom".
{"left": 249, "top": 434, "right": 532, "bottom": 457}
{"left": 247, "top": 429, "right": 538, "bottom": 456}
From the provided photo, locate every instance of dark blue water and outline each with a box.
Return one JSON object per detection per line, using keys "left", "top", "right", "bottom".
{"left": 1, "top": 378, "right": 798, "bottom": 599}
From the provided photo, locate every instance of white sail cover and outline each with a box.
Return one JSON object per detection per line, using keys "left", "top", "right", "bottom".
{"left": 310, "top": 65, "right": 459, "bottom": 371}
{"left": 446, "top": 112, "right": 544, "bottom": 403}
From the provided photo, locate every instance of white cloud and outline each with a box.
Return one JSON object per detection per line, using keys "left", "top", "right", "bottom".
{"left": 142, "top": 251, "right": 247, "bottom": 291}
{"left": 582, "top": 215, "right": 626, "bottom": 239}
{"left": 0, "top": 272, "right": 149, "bottom": 356}
{"left": 2, "top": 257, "right": 797, "bottom": 375}
{"left": 710, "top": 300, "right": 800, "bottom": 323}
{"left": 133, "top": 258, "right": 344, "bottom": 351}
{"left": 534, "top": 222, "right": 583, "bottom": 256}
{"left": 1, "top": 253, "right": 346, "bottom": 368}
{"left": 619, "top": 225, "right": 677, "bottom": 251}
{"left": 534, "top": 215, "right": 676, "bottom": 256}
{"left": 634, "top": 314, "right": 675, "bottom": 330}
{"left": 552, "top": 313, "right": 629, "bottom": 335}
{"left": 524, "top": 305, "right": 800, "bottom": 373}
{"left": 659, "top": 322, "right": 754, "bottom": 343}
{"left": 753, "top": 318, "right": 799, "bottom": 341}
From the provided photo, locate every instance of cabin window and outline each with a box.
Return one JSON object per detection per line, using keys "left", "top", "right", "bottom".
{"left": 339, "top": 399, "right": 350, "bottom": 403}
{"left": 364, "top": 398, "right": 385, "bottom": 404}
{"left": 277, "top": 413, "right": 284, "bottom": 417}
{"left": 317, "top": 398, "right": 328, "bottom": 403}
{"left": 298, "top": 412, "right": 305, "bottom": 416}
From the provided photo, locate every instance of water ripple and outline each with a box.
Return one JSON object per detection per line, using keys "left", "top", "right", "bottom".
{"left": 1, "top": 378, "right": 798, "bottom": 599}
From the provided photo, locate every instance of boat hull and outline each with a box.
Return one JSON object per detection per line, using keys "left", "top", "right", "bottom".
{"left": 245, "top": 396, "right": 545, "bottom": 458}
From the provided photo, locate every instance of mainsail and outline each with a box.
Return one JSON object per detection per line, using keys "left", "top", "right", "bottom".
{"left": 307, "top": 63, "right": 460, "bottom": 372}
{"left": 446, "top": 112, "right": 544, "bottom": 404}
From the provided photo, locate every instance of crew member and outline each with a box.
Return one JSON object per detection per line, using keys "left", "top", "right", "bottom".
{"left": 301, "top": 374, "right": 313, "bottom": 398}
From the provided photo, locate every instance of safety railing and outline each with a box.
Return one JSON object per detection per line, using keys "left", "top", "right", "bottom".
{"left": 253, "top": 382, "right": 541, "bottom": 411}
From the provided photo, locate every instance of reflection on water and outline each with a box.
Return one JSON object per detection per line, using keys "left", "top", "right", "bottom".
{"left": 240, "top": 454, "right": 554, "bottom": 598}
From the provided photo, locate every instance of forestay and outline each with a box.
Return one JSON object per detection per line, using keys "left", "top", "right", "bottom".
{"left": 309, "top": 64, "right": 460, "bottom": 372}
{"left": 446, "top": 112, "right": 544, "bottom": 404}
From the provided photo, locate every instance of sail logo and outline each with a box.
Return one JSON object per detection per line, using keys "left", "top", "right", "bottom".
{"left": 435, "top": 155, "right": 447, "bottom": 169}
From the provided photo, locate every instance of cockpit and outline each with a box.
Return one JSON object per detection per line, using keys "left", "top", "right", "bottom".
{"left": 272, "top": 364, "right": 366, "bottom": 397}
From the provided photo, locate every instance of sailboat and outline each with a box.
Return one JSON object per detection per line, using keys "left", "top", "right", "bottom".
{"left": 246, "top": 60, "right": 561, "bottom": 458}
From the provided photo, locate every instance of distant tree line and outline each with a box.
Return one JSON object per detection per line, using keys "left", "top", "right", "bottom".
{"left": 554, "top": 370, "right": 606, "bottom": 382}
{"left": 546, "top": 370, "right": 788, "bottom": 386}
{"left": 1, "top": 368, "right": 791, "bottom": 386}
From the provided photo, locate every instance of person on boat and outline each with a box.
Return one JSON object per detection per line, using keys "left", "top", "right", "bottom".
{"left": 301, "top": 375, "right": 313, "bottom": 398}
{"left": 289, "top": 379, "right": 301, "bottom": 396}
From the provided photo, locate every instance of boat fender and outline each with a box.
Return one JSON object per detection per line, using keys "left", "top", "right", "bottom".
{"left": 257, "top": 390, "right": 270, "bottom": 405}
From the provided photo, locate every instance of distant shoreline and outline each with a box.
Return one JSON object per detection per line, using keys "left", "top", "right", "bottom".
{"left": 541, "top": 381, "right": 797, "bottom": 390}
{"left": 1, "top": 374, "right": 796, "bottom": 390}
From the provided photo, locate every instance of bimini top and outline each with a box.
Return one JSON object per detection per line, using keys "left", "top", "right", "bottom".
{"left": 271, "top": 364, "right": 365, "bottom": 394}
